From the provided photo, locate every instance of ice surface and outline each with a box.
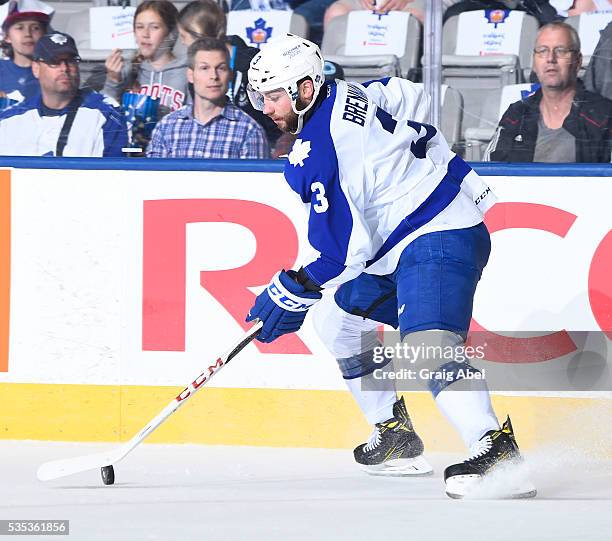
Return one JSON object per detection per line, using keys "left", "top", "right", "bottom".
{"left": 1, "top": 441, "right": 611, "bottom": 541}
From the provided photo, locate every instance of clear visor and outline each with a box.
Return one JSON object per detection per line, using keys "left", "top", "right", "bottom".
{"left": 247, "top": 83, "right": 265, "bottom": 112}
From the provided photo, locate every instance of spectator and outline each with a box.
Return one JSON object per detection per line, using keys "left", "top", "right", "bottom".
{"left": 486, "top": 21, "right": 612, "bottom": 162}
{"left": 286, "top": 0, "right": 336, "bottom": 44}
{"left": 568, "top": 0, "right": 612, "bottom": 15}
{"left": 585, "top": 21, "right": 612, "bottom": 99}
{"left": 324, "top": 0, "right": 426, "bottom": 29}
{"left": 0, "top": 0, "right": 52, "bottom": 102}
{"left": 177, "top": 0, "right": 282, "bottom": 148}
{"left": 177, "top": 0, "right": 226, "bottom": 43}
{"left": 548, "top": 0, "right": 573, "bottom": 16}
{"left": 146, "top": 37, "right": 269, "bottom": 158}
{"left": 442, "top": 1, "right": 562, "bottom": 25}
{"left": 0, "top": 32, "right": 128, "bottom": 156}
{"left": 102, "top": 0, "right": 188, "bottom": 114}
{"left": 549, "top": 0, "right": 612, "bottom": 16}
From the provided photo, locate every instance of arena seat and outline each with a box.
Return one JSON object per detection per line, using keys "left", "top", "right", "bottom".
{"left": 321, "top": 11, "right": 421, "bottom": 83}
{"left": 442, "top": 10, "right": 539, "bottom": 141}
{"left": 464, "top": 82, "right": 540, "bottom": 161}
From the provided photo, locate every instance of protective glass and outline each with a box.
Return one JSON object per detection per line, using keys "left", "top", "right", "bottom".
{"left": 247, "top": 83, "right": 265, "bottom": 111}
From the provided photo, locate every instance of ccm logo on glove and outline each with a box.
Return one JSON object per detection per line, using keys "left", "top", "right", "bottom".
{"left": 268, "top": 273, "right": 319, "bottom": 312}
{"left": 246, "top": 270, "right": 322, "bottom": 343}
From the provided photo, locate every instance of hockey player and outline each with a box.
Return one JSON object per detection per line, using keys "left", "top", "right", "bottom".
{"left": 245, "top": 34, "right": 536, "bottom": 499}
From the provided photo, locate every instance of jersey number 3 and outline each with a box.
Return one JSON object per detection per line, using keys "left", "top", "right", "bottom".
{"left": 311, "top": 181, "right": 329, "bottom": 214}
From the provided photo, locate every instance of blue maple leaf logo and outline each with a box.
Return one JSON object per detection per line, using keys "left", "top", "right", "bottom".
{"left": 246, "top": 18, "right": 273, "bottom": 48}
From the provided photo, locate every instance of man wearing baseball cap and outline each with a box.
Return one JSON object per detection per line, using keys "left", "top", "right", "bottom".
{"left": 0, "top": 0, "right": 53, "bottom": 102}
{"left": 0, "top": 31, "right": 129, "bottom": 157}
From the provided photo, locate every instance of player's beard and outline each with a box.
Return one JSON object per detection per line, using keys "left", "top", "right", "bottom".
{"left": 283, "top": 96, "right": 309, "bottom": 133}
{"left": 284, "top": 111, "right": 298, "bottom": 133}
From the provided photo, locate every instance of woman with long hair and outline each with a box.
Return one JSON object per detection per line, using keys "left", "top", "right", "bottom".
{"left": 102, "top": 0, "right": 188, "bottom": 112}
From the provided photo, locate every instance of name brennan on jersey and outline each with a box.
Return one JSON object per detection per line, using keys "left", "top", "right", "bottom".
{"left": 282, "top": 78, "right": 497, "bottom": 289}
{"left": 342, "top": 84, "right": 368, "bottom": 126}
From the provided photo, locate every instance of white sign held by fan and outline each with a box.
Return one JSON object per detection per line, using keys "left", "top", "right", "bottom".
{"left": 89, "top": 6, "right": 136, "bottom": 50}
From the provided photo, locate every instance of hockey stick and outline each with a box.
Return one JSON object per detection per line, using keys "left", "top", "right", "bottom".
{"left": 37, "top": 321, "right": 263, "bottom": 482}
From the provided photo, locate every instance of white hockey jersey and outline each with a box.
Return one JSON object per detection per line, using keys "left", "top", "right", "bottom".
{"left": 0, "top": 90, "right": 128, "bottom": 157}
{"left": 284, "top": 77, "right": 496, "bottom": 289}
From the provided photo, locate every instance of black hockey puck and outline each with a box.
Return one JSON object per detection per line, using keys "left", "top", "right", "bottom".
{"left": 101, "top": 465, "right": 115, "bottom": 485}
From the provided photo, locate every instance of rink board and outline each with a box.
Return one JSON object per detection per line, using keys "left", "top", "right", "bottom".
{"left": 1, "top": 384, "right": 611, "bottom": 454}
{"left": 0, "top": 161, "right": 610, "bottom": 452}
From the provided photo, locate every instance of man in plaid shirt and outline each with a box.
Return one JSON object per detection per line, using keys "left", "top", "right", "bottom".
{"left": 146, "top": 37, "right": 269, "bottom": 158}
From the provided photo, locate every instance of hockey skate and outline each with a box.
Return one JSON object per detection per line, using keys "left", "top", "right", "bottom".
{"left": 354, "top": 397, "right": 433, "bottom": 476}
{"left": 444, "top": 416, "right": 537, "bottom": 499}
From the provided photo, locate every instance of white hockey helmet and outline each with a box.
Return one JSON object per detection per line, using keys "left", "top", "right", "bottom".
{"left": 247, "top": 33, "right": 325, "bottom": 134}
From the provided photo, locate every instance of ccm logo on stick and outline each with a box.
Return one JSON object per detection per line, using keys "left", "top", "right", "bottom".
{"left": 176, "top": 358, "right": 224, "bottom": 402}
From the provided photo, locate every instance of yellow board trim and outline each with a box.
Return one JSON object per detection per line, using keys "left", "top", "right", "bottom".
{"left": 1, "top": 383, "right": 610, "bottom": 454}
{"left": 0, "top": 169, "right": 10, "bottom": 373}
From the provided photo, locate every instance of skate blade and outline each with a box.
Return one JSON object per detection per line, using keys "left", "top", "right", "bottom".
{"left": 445, "top": 474, "right": 537, "bottom": 500}
{"left": 361, "top": 455, "right": 434, "bottom": 477}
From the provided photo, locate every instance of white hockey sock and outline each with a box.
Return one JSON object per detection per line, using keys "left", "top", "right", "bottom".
{"left": 435, "top": 389, "right": 500, "bottom": 448}
{"left": 345, "top": 377, "right": 397, "bottom": 425}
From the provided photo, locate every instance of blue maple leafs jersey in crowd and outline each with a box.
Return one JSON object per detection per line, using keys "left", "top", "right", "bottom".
{"left": 284, "top": 77, "right": 497, "bottom": 289}
{"left": 0, "top": 89, "right": 128, "bottom": 157}
{"left": 0, "top": 58, "right": 39, "bottom": 102}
